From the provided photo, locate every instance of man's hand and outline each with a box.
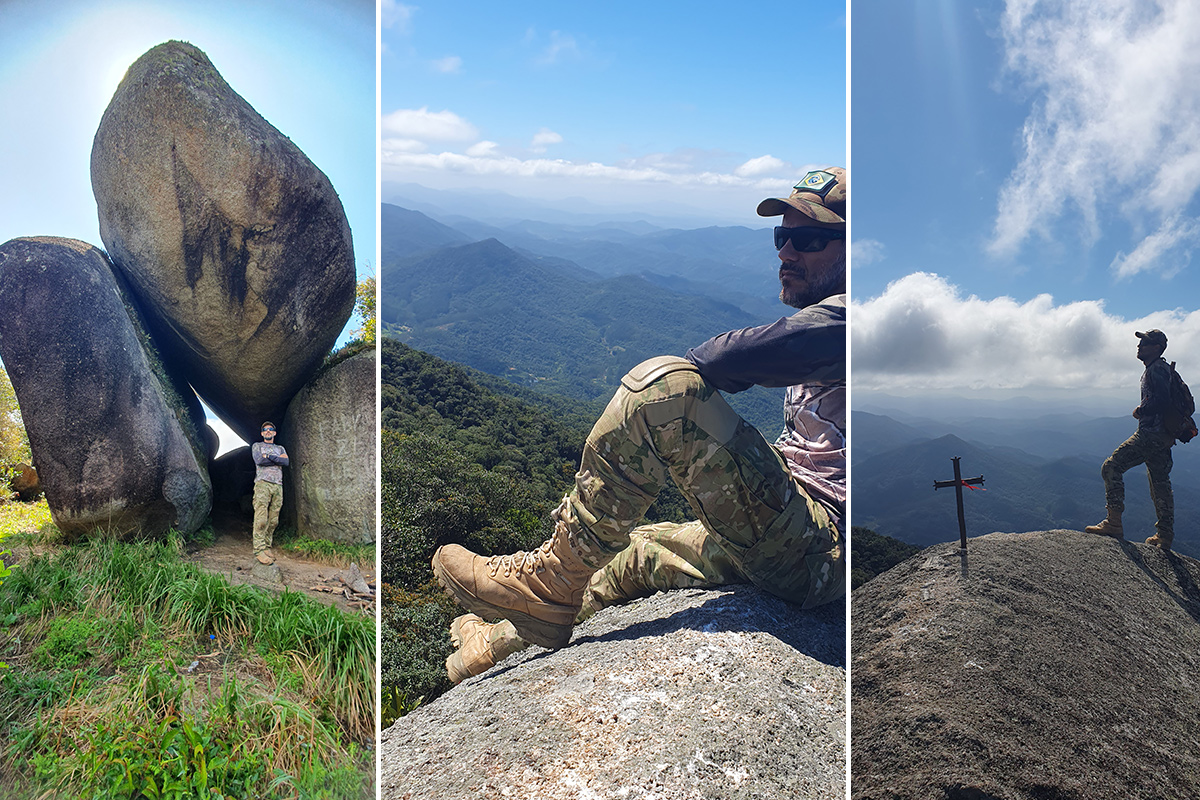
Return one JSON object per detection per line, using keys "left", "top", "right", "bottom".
{"left": 1133, "top": 407, "right": 1142, "bottom": 419}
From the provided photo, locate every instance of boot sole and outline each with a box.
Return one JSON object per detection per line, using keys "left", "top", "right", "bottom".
{"left": 432, "top": 552, "right": 573, "bottom": 650}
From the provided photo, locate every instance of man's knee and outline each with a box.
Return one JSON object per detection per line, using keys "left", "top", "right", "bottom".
{"left": 1100, "top": 456, "right": 1123, "bottom": 481}
{"left": 620, "top": 356, "right": 702, "bottom": 393}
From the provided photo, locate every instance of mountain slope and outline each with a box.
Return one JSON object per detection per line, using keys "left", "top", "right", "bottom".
{"left": 852, "top": 531, "right": 1200, "bottom": 800}
{"left": 381, "top": 236, "right": 786, "bottom": 434}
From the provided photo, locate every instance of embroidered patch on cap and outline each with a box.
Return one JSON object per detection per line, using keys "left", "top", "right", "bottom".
{"left": 794, "top": 170, "right": 838, "bottom": 198}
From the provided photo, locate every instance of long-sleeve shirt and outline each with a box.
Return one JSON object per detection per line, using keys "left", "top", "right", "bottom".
{"left": 684, "top": 294, "right": 846, "bottom": 528}
{"left": 251, "top": 442, "right": 289, "bottom": 485}
{"left": 1137, "top": 357, "right": 1173, "bottom": 434}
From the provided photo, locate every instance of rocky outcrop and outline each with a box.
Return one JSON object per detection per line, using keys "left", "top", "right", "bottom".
{"left": 9, "top": 463, "right": 40, "bottom": 502}
{"left": 283, "top": 347, "right": 375, "bottom": 543}
{"left": 91, "top": 40, "right": 356, "bottom": 443}
{"left": 852, "top": 530, "right": 1200, "bottom": 800}
{"left": 380, "top": 585, "right": 845, "bottom": 800}
{"left": 0, "top": 237, "right": 211, "bottom": 537}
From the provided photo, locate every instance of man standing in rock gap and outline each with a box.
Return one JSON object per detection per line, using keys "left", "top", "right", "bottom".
{"left": 251, "top": 421, "right": 289, "bottom": 565}
{"left": 1086, "top": 329, "right": 1176, "bottom": 550}
{"left": 432, "top": 169, "right": 848, "bottom": 683}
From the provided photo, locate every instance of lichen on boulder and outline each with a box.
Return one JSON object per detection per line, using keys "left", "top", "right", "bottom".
{"left": 0, "top": 237, "right": 211, "bottom": 538}
{"left": 283, "top": 347, "right": 376, "bottom": 543}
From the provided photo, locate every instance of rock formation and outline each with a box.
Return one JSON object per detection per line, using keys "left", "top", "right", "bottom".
{"left": 852, "top": 530, "right": 1200, "bottom": 800}
{"left": 9, "top": 463, "right": 40, "bottom": 502}
{"left": 0, "top": 237, "right": 211, "bottom": 537}
{"left": 283, "top": 346, "right": 376, "bottom": 543}
{"left": 380, "top": 585, "right": 845, "bottom": 800}
{"left": 91, "top": 40, "right": 356, "bottom": 443}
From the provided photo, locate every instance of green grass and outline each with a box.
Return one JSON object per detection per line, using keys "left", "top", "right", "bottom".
{"left": 0, "top": 535, "right": 375, "bottom": 799}
{"left": 0, "top": 497, "right": 57, "bottom": 541}
{"left": 274, "top": 529, "right": 374, "bottom": 569}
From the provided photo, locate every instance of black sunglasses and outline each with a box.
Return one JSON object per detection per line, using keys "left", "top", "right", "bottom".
{"left": 262, "top": 427, "right": 276, "bottom": 433}
{"left": 773, "top": 226, "right": 845, "bottom": 253}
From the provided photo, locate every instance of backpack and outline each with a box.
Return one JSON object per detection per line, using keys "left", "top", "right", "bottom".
{"left": 1164, "top": 361, "right": 1198, "bottom": 443}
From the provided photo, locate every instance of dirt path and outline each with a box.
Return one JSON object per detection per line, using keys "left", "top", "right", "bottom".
{"left": 182, "top": 511, "right": 375, "bottom": 615}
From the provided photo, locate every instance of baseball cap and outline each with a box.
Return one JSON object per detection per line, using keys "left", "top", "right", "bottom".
{"left": 1136, "top": 329, "right": 1167, "bottom": 348}
{"left": 757, "top": 167, "right": 846, "bottom": 224}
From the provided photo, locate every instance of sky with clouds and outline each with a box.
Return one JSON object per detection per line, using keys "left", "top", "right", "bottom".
{"left": 852, "top": 0, "right": 1200, "bottom": 400}
{"left": 0, "top": 0, "right": 375, "bottom": 452}
{"left": 380, "top": 1, "right": 847, "bottom": 228}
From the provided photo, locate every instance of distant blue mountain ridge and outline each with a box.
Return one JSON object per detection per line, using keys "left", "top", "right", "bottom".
{"left": 853, "top": 409, "right": 1200, "bottom": 557}
{"left": 381, "top": 204, "right": 797, "bottom": 439}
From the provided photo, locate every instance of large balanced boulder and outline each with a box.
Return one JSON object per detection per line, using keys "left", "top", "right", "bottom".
{"left": 91, "top": 40, "right": 356, "bottom": 443}
{"left": 283, "top": 346, "right": 376, "bottom": 543}
{"left": 0, "top": 237, "right": 211, "bottom": 538}
{"left": 852, "top": 531, "right": 1200, "bottom": 800}
{"left": 380, "top": 585, "right": 845, "bottom": 799}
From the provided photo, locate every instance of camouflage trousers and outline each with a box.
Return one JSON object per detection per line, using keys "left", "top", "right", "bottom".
{"left": 1102, "top": 429, "right": 1174, "bottom": 538}
{"left": 558, "top": 356, "right": 844, "bottom": 610}
{"left": 252, "top": 480, "right": 283, "bottom": 553}
{"left": 578, "top": 519, "right": 743, "bottom": 621}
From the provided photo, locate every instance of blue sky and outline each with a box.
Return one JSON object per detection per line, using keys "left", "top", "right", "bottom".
{"left": 0, "top": 0, "right": 375, "bottom": 451}
{"left": 852, "top": 0, "right": 1200, "bottom": 401}
{"left": 380, "top": 1, "right": 846, "bottom": 228}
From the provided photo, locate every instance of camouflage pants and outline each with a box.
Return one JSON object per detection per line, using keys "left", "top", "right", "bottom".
{"left": 558, "top": 356, "right": 844, "bottom": 610}
{"left": 252, "top": 480, "right": 283, "bottom": 553}
{"left": 1102, "top": 429, "right": 1174, "bottom": 538}
{"left": 578, "top": 520, "right": 743, "bottom": 620}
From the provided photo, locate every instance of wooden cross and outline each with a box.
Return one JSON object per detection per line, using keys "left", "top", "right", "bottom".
{"left": 933, "top": 456, "right": 985, "bottom": 550}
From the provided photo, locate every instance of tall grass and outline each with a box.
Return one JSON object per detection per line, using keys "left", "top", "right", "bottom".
{"left": 0, "top": 536, "right": 375, "bottom": 799}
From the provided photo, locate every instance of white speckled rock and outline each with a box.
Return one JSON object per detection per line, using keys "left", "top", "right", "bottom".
{"left": 380, "top": 585, "right": 845, "bottom": 800}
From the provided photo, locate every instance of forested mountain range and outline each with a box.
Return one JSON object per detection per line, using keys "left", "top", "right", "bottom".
{"left": 853, "top": 409, "right": 1200, "bottom": 557}
{"left": 380, "top": 338, "right": 694, "bottom": 710}
{"left": 380, "top": 201, "right": 788, "bottom": 319}
{"left": 381, "top": 206, "right": 793, "bottom": 437}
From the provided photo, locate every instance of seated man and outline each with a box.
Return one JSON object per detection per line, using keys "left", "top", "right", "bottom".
{"left": 432, "top": 168, "right": 848, "bottom": 682}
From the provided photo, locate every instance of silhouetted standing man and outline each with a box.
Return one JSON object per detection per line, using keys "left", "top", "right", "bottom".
{"left": 1086, "top": 329, "right": 1174, "bottom": 550}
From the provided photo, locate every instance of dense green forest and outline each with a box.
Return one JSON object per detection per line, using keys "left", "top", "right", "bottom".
{"left": 850, "top": 526, "right": 922, "bottom": 590}
{"left": 379, "top": 338, "right": 693, "bottom": 717}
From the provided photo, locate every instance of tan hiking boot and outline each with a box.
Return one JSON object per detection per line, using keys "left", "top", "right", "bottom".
{"left": 432, "top": 524, "right": 599, "bottom": 650}
{"left": 255, "top": 551, "right": 274, "bottom": 565}
{"left": 445, "top": 614, "right": 527, "bottom": 684}
{"left": 1145, "top": 533, "right": 1173, "bottom": 551}
{"left": 1085, "top": 510, "right": 1123, "bottom": 539}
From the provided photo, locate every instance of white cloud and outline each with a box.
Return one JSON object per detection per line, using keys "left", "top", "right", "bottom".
{"left": 529, "top": 128, "right": 563, "bottom": 153}
{"left": 990, "top": 0, "right": 1200, "bottom": 276}
{"left": 734, "top": 155, "right": 788, "bottom": 178}
{"left": 381, "top": 107, "right": 478, "bottom": 143}
{"left": 466, "top": 140, "right": 499, "bottom": 157}
{"left": 851, "top": 238, "right": 887, "bottom": 267}
{"left": 381, "top": 0, "right": 415, "bottom": 33}
{"left": 1109, "top": 213, "right": 1200, "bottom": 279}
{"left": 539, "top": 31, "right": 582, "bottom": 65}
{"left": 431, "top": 55, "right": 462, "bottom": 74}
{"left": 381, "top": 146, "right": 800, "bottom": 193}
{"left": 380, "top": 137, "right": 428, "bottom": 154}
{"left": 853, "top": 271, "right": 1200, "bottom": 391}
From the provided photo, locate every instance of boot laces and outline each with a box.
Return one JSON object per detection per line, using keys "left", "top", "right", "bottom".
{"left": 487, "top": 540, "right": 552, "bottom": 577}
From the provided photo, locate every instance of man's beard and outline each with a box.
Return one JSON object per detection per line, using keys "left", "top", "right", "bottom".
{"left": 779, "top": 252, "right": 846, "bottom": 308}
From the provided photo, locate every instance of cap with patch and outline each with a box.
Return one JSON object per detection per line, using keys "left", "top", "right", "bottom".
{"left": 1136, "top": 329, "right": 1167, "bottom": 348}
{"left": 757, "top": 167, "right": 846, "bottom": 224}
